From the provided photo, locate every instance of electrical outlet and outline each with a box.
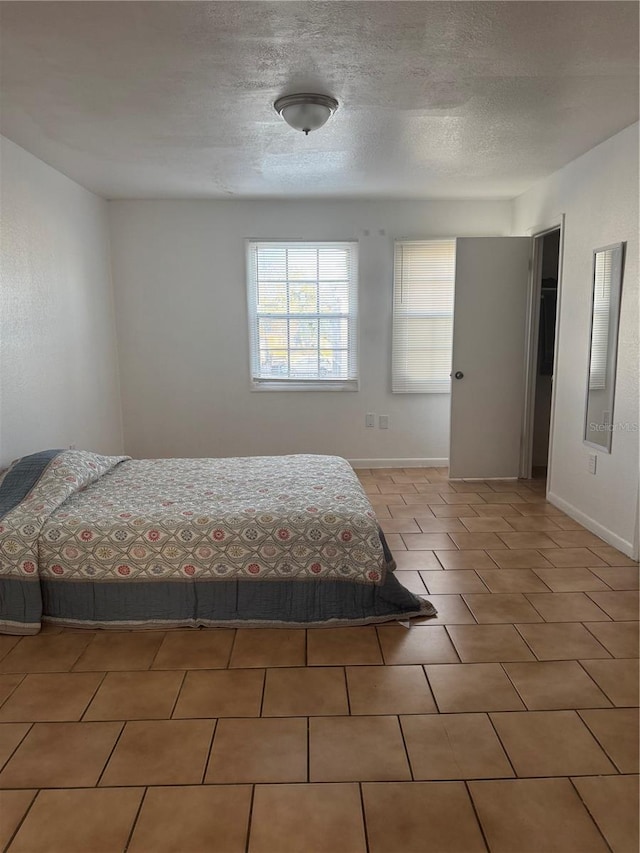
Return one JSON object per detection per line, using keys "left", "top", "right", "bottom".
{"left": 588, "top": 454, "right": 597, "bottom": 475}
{"left": 69, "top": 444, "right": 76, "bottom": 450}
{"left": 379, "top": 415, "right": 389, "bottom": 429}
{"left": 365, "top": 413, "right": 375, "bottom": 428}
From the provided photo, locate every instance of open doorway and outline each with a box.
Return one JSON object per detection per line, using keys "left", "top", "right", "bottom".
{"left": 521, "top": 224, "right": 563, "bottom": 482}
{"left": 531, "top": 230, "right": 560, "bottom": 478}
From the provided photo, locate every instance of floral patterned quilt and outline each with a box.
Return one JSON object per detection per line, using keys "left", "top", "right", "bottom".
{"left": 0, "top": 450, "right": 433, "bottom": 634}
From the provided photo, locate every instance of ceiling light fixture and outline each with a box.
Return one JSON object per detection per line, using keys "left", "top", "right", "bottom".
{"left": 274, "top": 93, "right": 339, "bottom": 135}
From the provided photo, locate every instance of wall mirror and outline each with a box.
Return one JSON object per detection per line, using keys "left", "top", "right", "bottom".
{"left": 584, "top": 242, "right": 625, "bottom": 452}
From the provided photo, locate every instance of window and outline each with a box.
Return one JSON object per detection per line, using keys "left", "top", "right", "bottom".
{"left": 392, "top": 239, "right": 456, "bottom": 393}
{"left": 247, "top": 241, "right": 358, "bottom": 390}
{"left": 588, "top": 249, "right": 612, "bottom": 391}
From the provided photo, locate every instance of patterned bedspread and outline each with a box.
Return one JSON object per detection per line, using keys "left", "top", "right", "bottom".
{"left": 40, "top": 453, "right": 389, "bottom": 584}
{"left": 0, "top": 451, "right": 434, "bottom": 633}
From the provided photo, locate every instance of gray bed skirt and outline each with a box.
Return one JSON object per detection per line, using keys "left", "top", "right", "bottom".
{"left": 38, "top": 572, "right": 436, "bottom": 630}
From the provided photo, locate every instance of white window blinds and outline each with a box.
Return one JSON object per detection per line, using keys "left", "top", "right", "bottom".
{"left": 588, "top": 250, "right": 612, "bottom": 391}
{"left": 392, "top": 239, "right": 456, "bottom": 393}
{"left": 247, "top": 241, "right": 358, "bottom": 389}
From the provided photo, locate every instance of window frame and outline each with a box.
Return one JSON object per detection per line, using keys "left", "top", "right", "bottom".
{"left": 246, "top": 239, "right": 359, "bottom": 392}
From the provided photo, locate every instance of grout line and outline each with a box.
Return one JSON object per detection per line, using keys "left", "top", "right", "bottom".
{"left": 200, "top": 718, "right": 218, "bottom": 784}
{"left": 258, "top": 668, "right": 267, "bottom": 717}
{"left": 342, "top": 666, "right": 351, "bottom": 715}
{"left": 123, "top": 786, "right": 148, "bottom": 852}
{"left": 306, "top": 716, "right": 310, "bottom": 783}
{"left": 95, "top": 720, "right": 127, "bottom": 787}
{"left": 568, "top": 777, "right": 616, "bottom": 853}
{"left": 464, "top": 780, "right": 491, "bottom": 853}
{"left": 79, "top": 670, "right": 110, "bottom": 722}
{"left": 0, "top": 673, "right": 27, "bottom": 712}
{"left": 358, "top": 782, "right": 371, "bottom": 853}
{"left": 397, "top": 715, "right": 415, "bottom": 781}
{"left": 2, "top": 787, "right": 40, "bottom": 852}
{"left": 0, "top": 722, "right": 34, "bottom": 776}
{"left": 168, "top": 670, "right": 188, "bottom": 719}
{"left": 485, "top": 713, "right": 518, "bottom": 779}
{"left": 244, "top": 784, "right": 256, "bottom": 853}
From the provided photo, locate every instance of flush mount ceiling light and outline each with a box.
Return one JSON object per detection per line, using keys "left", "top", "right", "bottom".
{"left": 274, "top": 93, "right": 339, "bottom": 135}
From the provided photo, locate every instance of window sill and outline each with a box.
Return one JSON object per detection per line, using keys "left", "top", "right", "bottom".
{"left": 251, "top": 379, "right": 359, "bottom": 392}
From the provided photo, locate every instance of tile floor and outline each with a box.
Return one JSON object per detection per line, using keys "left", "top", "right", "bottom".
{"left": 0, "top": 468, "right": 638, "bottom": 852}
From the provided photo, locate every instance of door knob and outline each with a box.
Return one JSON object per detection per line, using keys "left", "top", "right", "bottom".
{"left": 454, "top": 371, "right": 464, "bottom": 379}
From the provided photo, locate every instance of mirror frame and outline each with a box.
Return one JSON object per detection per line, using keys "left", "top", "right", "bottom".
{"left": 583, "top": 241, "right": 625, "bottom": 453}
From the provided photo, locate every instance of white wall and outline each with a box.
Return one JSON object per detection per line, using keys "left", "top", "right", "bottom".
{"left": 513, "top": 123, "right": 639, "bottom": 557}
{"left": 0, "top": 138, "right": 123, "bottom": 466}
{"left": 108, "top": 199, "right": 511, "bottom": 464}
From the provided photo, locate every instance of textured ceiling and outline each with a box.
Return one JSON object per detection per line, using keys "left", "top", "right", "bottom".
{"left": 0, "top": 1, "right": 638, "bottom": 199}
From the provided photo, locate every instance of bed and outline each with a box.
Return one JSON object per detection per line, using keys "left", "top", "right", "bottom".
{"left": 0, "top": 449, "right": 436, "bottom": 634}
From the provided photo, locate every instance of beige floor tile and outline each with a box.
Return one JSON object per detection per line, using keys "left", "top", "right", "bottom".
{"left": 572, "top": 775, "right": 639, "bottom": 853}
{"left": 442, "top": 493, "right": 487, "bottom": 504}
{"left": 401, "top": 713, "right": 513, "bottom": 780}
{"left": 578, "top": 708, "right": 639, "bottom": 773}
{"left": 173, "top": 668, "right": 264, "bottom": 718}
{"left": 589, "top": 565, "right": 640, "bottom": 589}
{"left": 402, "top": 533, "right": 457, "bottom": 550}
{"left": 310, "top": 716, "right": 411, "bottom": 781}
{"left": 417, "top": 594, "right": 477, "bottom": 624}
{"left": 362, "top": 781, "right": 486, "bottom": 853}
{"left": 229, "top": 628, "right": 306, "bottom": 667}
{"left": 547, "top": 530, "right": 608, "bottom": 548}
{"left": 541, "top": 548, "right": 607, "bottom": 567}
{"left": 376, "top": 625, "right": 459, "bottom": 664}
{"left": 151, "top": 629, "right": 234, "bottom": 669}
{"left": 415, "top": 517, "right": 467, "bottom": 533}
{"left": 73, "top": 631, "right": 165, "bottom": 671}
{"left": 516, "top": 622, "right": 611, "bottom": 660}
{"left": 584, "top": 621, "right": 639, "bottom": 658}
{"left": 487, "top": 549, "right": 553, "bottom": 568}
{"left": 400, "top": 497, "right": 444, "bottom": 509}
{"left": 0, "top": 721, "right": 122, "bottom": 788}
{"left": 425, "top": 663, "right": 525, "bottom": 712}
{"left": 0, "top": 790, "right": 36, "bottom": 852}
{"left": 435, "top": 550, "right": 497, "bottom": 569}
{"left": 531, "top": 567, "right": 609, "bottom": 592}
{"left": 459, "top": 516, "right": 515, "bottom": 533}
{"left": 392, "top": 551, "right": 441, "bottom": 569}
{"left": 378, "top": 483, "right": 417, "bottom": 494}
{"left": 430, "top": 504, "right": 478, "bottom": 517}
{"left": 101, "top": 719, "right": 214, "bottom": 786}
{"left": 380, "top": 518, "right": 421, "bottom": 533}
{"left": 0, "top": 672, "right": 103, "bottom": 722}
{"left": 128, "top": 785, "right": 252, "bottom": 853}
{"left": 513, "top": 503, "right": 565, "bottom": 516}
{"left": 503, "top": 661, "right": 611, "bottom": 710}
{"left": 447, "top": 624, "right": 535, "bottom": 662}
{"left": 588, "top": 546, "right": 638, "bottom": 567}
{"left": 0, "top": 634, "right": 93, "bottom": 673}
{"left": 506, "top": 516, "right": 563, "bottom": 532}
{"left": 307, "top": 626, "right": 382, "bottom": 665}
{"left": 476, "top": 569, "right": 549, "bottom": 593}
{"left": 0, "top": 723, "right": 31, "bottom": 769}
{"left": 0, "top": 637, "right": 20, "bottom": 664}
{"left": 490, "top": 710, "right": 616, "bottom": 776}
{"left": 448, "top": 532, "right": 507, "bottom": 550}
{"left": 249, "top": 783, "right": 366, "bottom": 853}
{"left": 586, "top": 590, "right": 639, "bottom": 621}
{"left": 498, "top": 532, "right": 559, "bottom": 549}
{"left": 479, "top": 492, "right": 528, "bottom": 504}
{"left": 580, "top": 659, "right": 639, "bottom": 707}
{"left": 527, "top": 592, "right": 611, "bottom": 622}
{"left": 0, "top": 675, "right": 24, "bottom": 707}
{"left": 8, "top": 787, "right": 144, "bottom": 853}
{"left": 549, "top": 516, "right": 587, "bottom": 530}
{"left": 390, "top": 504, "right": 436, "bottom": 519}
{"left": 420, "top": 570, "right": 488, "bottom": 594}
{"left": 83, "top": 670, "right": 184, "bottom": 720}
{"left": 469, "top": 778, "right": 609, "bottom": 853}
{"left": 384, "top": 533, "right": 407, "bottom": 551}
{"left": 262, "top": 667, "right": 348, "bottom": 716}
{"left": 463, "top": 593, "right": 543, "bottom": 623}
{"left": 346, "top": 665, "right": 436, "bottom": 715}
{"left": 394, "top": 570, "right": 429, "bottom": 594}
{"left": 205, "top": 717, "right": 307, "bottom": 783}
{"left": 474, "top": 503, "right": 523, "bottom": 517}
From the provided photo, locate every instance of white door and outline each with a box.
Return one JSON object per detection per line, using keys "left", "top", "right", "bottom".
{"left": 449, "top": 237, "right": 532, "bottom": 479}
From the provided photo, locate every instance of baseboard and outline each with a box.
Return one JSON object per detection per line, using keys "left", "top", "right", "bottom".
{"left": 547, "top": 491, "right": 637, "bottom": 559}
{"left": 348, "top": 458, "right": 449, "bottom": 469}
